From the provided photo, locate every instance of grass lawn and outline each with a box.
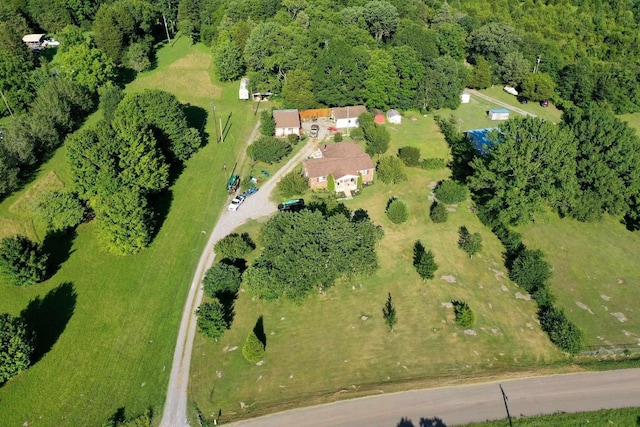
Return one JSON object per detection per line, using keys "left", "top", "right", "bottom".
{"left": 516, "top": 211, "right": 640, "bottom": 349}
{"left": 619, "top": 112, "right": 640, "bottom": 135}
{"left": 465, "top": 406, "right": 640, "bottom": 426}
{"left": 188, "top": 115, "right": 565, "bottom": 424}
{"left": 0, "top": 36, "right": 258, "bottom": 426}
{"left": 435, "top": 87, "right": 563, "bottom": 132}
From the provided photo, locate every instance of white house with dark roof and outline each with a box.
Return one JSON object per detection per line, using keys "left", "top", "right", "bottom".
{"left": 331, "top": 105, "right": 367, "bottom": 129}
{"left": 302, "top": 142, "right": 374, "bottom": 192}
{"left": 273, "top": 109, "right": 301, "bottom": 137}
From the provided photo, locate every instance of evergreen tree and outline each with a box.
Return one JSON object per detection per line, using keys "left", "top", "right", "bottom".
{"left": 382, "top": 293, "right": 397, "bottom": 331}
{"left": 413, "top": 240, "right": 437, "bottom": 280}
{"left": 0, "top": 236, "right": 49, "bottom": 286}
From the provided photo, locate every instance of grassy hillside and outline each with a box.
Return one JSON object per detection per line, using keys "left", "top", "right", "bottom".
{"left": 189, "top": 113, "right": 563, "bottom": 424}
{"left": 0, "top": 37, "right": 258, "bottom": 426}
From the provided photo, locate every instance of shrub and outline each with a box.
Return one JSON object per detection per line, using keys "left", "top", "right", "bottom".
{"left": 452, "top": 300, "right": 475, "bottom": 328}
{"left": 333, "top": 132, "right": 343, "bottom": 142}
{"left": 376, "top": 156, "right": 407, "bottom": 184}
{"left": 538, "top": 306, "right": 584, "bottom": 354}
{"left": 413, "top": 241, "right": 438, "bottom": 280}
{"left": 357, "top": 172, "right": 363, "bottom": 189}
{"left": 386, "top": 199, "right": 408, "bottom": 224}
{"left": 277, "top": 170, "right": 308, "bottom": 198}
{"left": 509, "top": 249, "right": 552, "bottom": 294}
{"left": 247, "top": 136, "right": 291, "bottom": 163}
{"left": 429, "top": 201, "right": 448, "bottom": 223}
{"left": 214, "top": 233, "right": 255, "bottom": 260}
{"left": 203, "top": 262, "right": 242, "bottom": 298}
{"left": 434, "top": 180, "right": 468, "bottom": 204}
{"left": 196, "top": 299, "right": 228, "bottom": 339}
{"left": 0, "top": 235, "right": 49, "bottom": 286}
{"left": 398, "top": 146, "right": 421, "bottom": 167}
{"left": 240, "top": 176, "right": 256, "bottom": 191}
{"left": 287, "top": 133, "right": 300, "bottom": 146}
{"left": 420, "top": 158, "right": 446, "bottom": 170}
{"left": 327, "top": 174, "right": 335, "bottom": 192}
{"left": 242, "top": 331, "right": 265, "bottom": 362}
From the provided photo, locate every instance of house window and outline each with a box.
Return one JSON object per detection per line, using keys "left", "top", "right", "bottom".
{"left": 318, "top": 176, "right": 327, "bottom": 182}
{"left": 288, "top": 128, "right": 294, "bottom": 133}
{"left": 359, "top": 169, "right": 369, "bottom": 175}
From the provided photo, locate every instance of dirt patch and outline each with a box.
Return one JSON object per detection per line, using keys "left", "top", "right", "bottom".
{"left": 575, "top": 302, "right": 594, "bottom": 314}
{"left": 440, "top": 302, "right": 453, "bottom": 309}
{"left": 9, "top": 171, "right": 65, "bottom": 216}
{"left": 0, "top": 217, "right": 37, "bottom": 241}
{"left": 611, "top": 312, "right": 627, "bottom": 322}
{"left": 168, "top": 51, "right": 210, "bottom": 70}
{"left": 514, "top": 292, "right": 531, "bottom": 300}
{"left": 600, "top": 294, "right": 611, "bottom": 301}
{"left": 440, "top": 275, "right": 457, "bottom": 283}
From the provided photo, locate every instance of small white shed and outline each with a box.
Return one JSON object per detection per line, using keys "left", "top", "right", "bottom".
{"left": 387, "top": 109, "right": 401, "bottom": 124}
{"left": 239, "top": 78, "right": 250, "bottom": 100}
{"left": 488, "top": 109, "right": 510, "bottom": 120}
{"left": 460, "top": 91, "right": 471, "bottom": 104}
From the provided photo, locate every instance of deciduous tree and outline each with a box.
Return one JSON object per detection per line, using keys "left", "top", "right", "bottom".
{"left": 36, "top": 191, "right": 87, "bottom": 233}
{"left": 196, "top": 299, "right": 228, "bottom": 339}
{"left": 375, "top": 156, "right": 406, "bottom": 184}
{"left": 457, "top": 226, "right": 483, "bottom": 259}
{"left": 203, "top": 263, "right": 242, "bottom": 298}
{"left": 213, "top": 36, "right": 244, "bottom": 81}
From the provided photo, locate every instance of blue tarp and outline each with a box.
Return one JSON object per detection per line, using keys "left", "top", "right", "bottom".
{"left": 466, "top": 128, "right": 500, "bottom": 155}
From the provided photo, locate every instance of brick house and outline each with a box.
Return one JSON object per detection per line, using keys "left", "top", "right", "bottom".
{"left": 302, "top": 142, "right": 374, "bottom": 192}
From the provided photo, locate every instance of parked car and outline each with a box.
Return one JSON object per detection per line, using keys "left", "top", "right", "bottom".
{"left": 540, "top": 100, "right": 549, "bottom": 107}
{"left": 243, "top": 187, "right": 258, "bottom": 197}
{"left": 228, "top": 194, "right": 246, "bottom": 211}
{"left": 310, "top": 124, "right": 320, "bottom": 138}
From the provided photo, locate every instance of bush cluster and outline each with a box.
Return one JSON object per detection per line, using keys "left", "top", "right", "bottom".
{"left": 420, "top": 158, "right": 447, "bottom": 170}
{"left": 398, "top": 146, "right": 420, "bottom": 167}
{"left": 434, "top": 180, "right": 468, "bottom": 204}
{"left": 494, "top": 226, "right": 584, "bottom": 354}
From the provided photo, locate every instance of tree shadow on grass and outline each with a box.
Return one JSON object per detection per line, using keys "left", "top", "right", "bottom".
{"left": 183, "top": 104, "right": 209, "bottom": 148}
{"left": 253, "top": 315, "right": 266, "bottom": 349}
{"left": 148, "top": 189, "right": 174, "bottom": 243}
{"left": 420, "top": 417, "right": 447, "bottom": 427}
{"left": 42, "top": 229, "right": 76, "bottom": 278}
{"left": 20, "top": 282, "right": 77, "bottom": 363}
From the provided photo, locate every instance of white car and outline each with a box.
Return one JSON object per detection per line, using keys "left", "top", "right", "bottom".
{"left": 228, "top": 194, "right": 246, "bottom": 211}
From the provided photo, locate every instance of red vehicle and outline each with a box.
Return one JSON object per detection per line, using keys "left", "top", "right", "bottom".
{"left": 327, "top": 126, "right": 338, "bottom": 132}
{"left": 540, "top": 100, "right": 549, "bottom": 107}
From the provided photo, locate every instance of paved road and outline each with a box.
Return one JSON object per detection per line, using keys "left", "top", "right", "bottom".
{"left": 227, "top": 369, "right": 640, "bottom": 426}
{"left": 159, "top": 125, "right": 319, "bottom": 427}
{"left": 466, "top": 89, "right": 537, "bottom": 118}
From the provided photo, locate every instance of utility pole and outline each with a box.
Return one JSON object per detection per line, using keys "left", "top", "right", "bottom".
{"left": 212, "top": 103, "right": 220, "bottom": 144}
{"left": 533, "top": 54, "right": 541, "bottom": 73}
{"left": 499, "top": 384, "right": 514, "bottom": 427}
{"left": 162, "top": 15, "right": 171, "bottom": 43}
{"left": 0, "top": 89, "right": 14, "bottom": 119}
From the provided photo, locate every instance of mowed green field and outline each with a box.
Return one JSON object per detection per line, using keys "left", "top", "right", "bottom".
{"left": 435, "top": 87, "right": 563, "bottom": 132}
{"left": 465, "top": 406, "right": 640, "bottom": 426}
{"left": 517, "top": 212, "right": 640, "bottom": 349}
{"left": 0, "top": 37, "right": 258, "bottom": 426}
{"left": 189, "top": 114, "right": 564, "bottom": 424}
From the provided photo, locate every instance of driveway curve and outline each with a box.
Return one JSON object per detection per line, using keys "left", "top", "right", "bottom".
{"left": 160, "top": 125, "right": 318, "bottom": 427}
{"left": 227, "top": 368, "right": 640, "bottom": 426}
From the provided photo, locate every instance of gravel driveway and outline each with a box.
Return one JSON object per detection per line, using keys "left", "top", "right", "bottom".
{"left": 160, "top": 123, "right": 318, "bottom": 427}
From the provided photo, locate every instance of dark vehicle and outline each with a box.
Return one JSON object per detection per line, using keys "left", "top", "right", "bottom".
{"left": 227, "top": 174, "right": 240, "bottom": 193}
{"left": 278, "top": 198, "right": 305, "bottom": 212}
{"left": 243, "top": 187, "right": 258, "bottom": 197}
{"left": 310, "top": 124, "right": 320, "bottom": 138}
{"left": 540, "top": 100, "right": 549, "bottom": 107}
{"left": 518, "top": 98, "right": 528, "bottom": 104}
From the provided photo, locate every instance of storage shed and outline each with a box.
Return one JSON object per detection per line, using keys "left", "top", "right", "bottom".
{"left": 374, "top": 110, "right": 385, "bottom": 124}
{"left": 460, "top": 91, "right": 471, "bottom": 104}
{"left": 22, "top": 34, "right": 45, "bottom": 49}
{"left": 239, "top": 78, "right": 250, "bottom": 100}
{"left": 387, "top": 109, "right": 401, "bottom": 124}
{"left": 488, "top": 108, "right": 510, "bottom": 120}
